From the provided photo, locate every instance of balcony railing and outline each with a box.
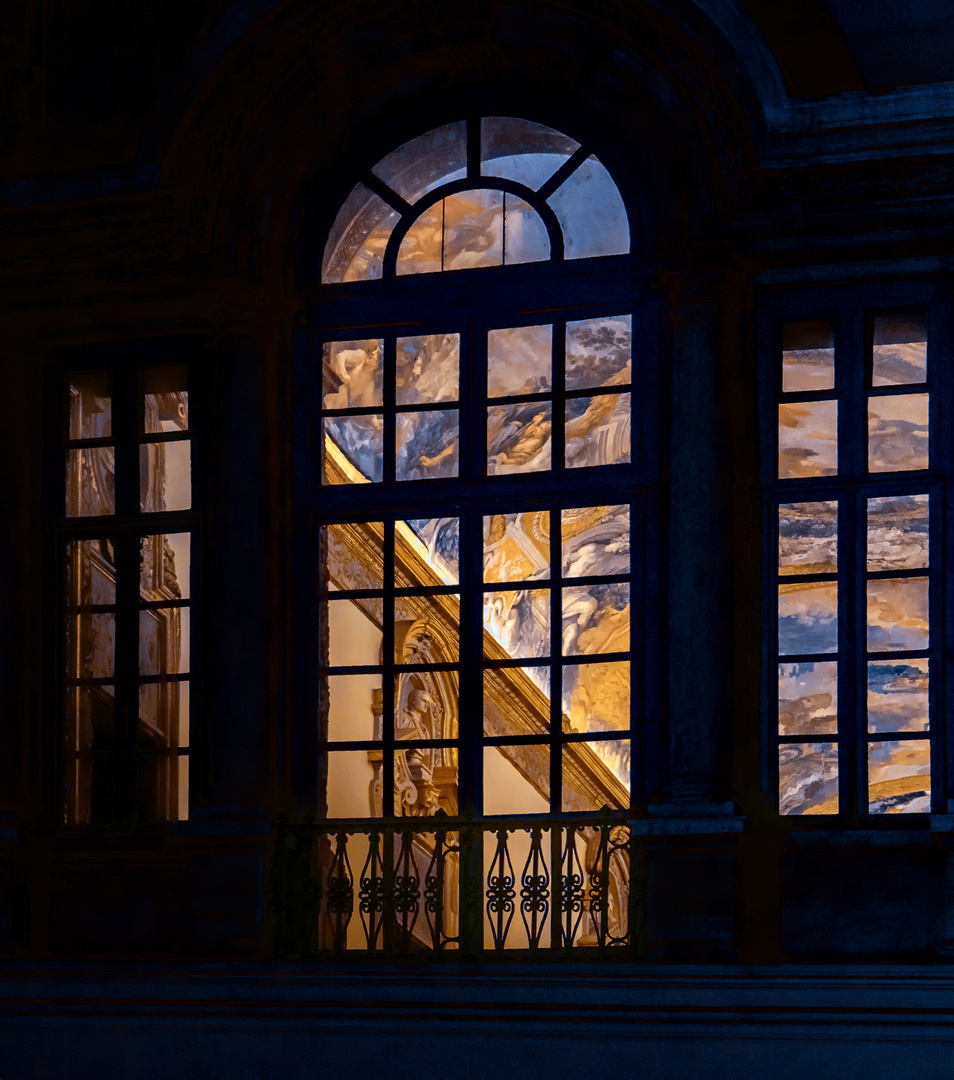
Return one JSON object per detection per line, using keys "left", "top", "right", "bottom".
{"left": 268, "top": 811, "right": 645, "bottom": 959}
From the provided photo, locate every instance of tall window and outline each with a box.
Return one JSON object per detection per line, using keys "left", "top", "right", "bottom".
{"left": 764, "top": 284, "right": 949, "bottom": 820}
{"left": 55, "top": 349, "right": 195, "bottom": 825}
{"left": 291, "top": 118, "right": 660, "bottom": 955}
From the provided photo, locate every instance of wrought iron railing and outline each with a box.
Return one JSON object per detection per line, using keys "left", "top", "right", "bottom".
{"left": 268, "top": 811, "right": 645, "bottom": 959}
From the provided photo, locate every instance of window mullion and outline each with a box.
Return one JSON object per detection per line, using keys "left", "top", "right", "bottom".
{"left": 114, "top": 365, "right": 140, "bottom": 824}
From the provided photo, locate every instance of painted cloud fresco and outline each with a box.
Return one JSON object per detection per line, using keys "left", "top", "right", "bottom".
{"left": 488, "top": 324, "right": 552, "bottom": 397}
{"left": 778, "top": 400, "right": 838, "bottom": 478}
{"left": 866, "top": 576, "right": 929, "bottom": 652}
{"left": 781, "top": 319, "right": 835, "bottom": 392}
{"left": 871, "top": 313, "right": 927, "bottom": 386}
{"left": 397, "top": 334, "right": 459, "bottom": 405}
{"left": 778, "top": 581, "right": 837, "bottom": 655}
{"left": 867, "top": 393, "right": 929, "bottom": 472}
{"left": 779, "top": 742, "right": 838, "bottom": 815}
{"left": 868, "top": 739, "right": 930, "bottom": 814}
{"left": 778, "top": 662, "right": 837, "bottom": 736}
{"left": 561, "top": 504, "right": 630, "bottom": 578}
{"left": 782, "top": 347, "right": 835, "bottom": 392}
{"left": 867, "top": 659, "right": 929, "bottom": 734}
{"left": 778, "top": 501, "right": 837, "bottom": 575}
{"left": 866, "top": 494, "right": 929, "bottom": 571}
{"left": 396, "top": 409, "right": 459, "bottom": 480}
{"left": 397, "top": 190, "right": 552, "bottom": 275}
{"left": 486, "top": 316, "right": 632, "bottom": 475}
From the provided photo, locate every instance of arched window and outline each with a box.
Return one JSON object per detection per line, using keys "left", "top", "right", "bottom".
{"left": 293, "top": 117, "right": 661, "bottom": 954}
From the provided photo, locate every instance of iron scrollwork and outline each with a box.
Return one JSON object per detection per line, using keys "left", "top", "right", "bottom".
{"left": 269, "top": 814, "right": 639, "bottom": 959}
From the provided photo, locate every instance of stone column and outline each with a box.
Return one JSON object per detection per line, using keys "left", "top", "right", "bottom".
{"left": 663, "top": 267, "right": 732, "bottom": 812}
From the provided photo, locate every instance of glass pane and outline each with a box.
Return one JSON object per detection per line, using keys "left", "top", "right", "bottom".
{"left": 396, "top": 333, "right": 459, "bottom": 404}
{"left": 327, "top": 673, "right": 382, "bottom": 742}
{"left": 66, "top": 446, "right": 115, "bottom": 517}
{"left": 322, "top": 338, "right": 383, "bottom": 409}
{"left": 566, "top": 393, "right": 631, "bottom": 468}
{"left": 872, "top": 312, "right": 928, "bottom": 386}
{"left": 396, "top": 202, "right": 443, "bottom": 276}
{"left": 548, "top": 155, "right": 628, "bottom": 259}
{"left": 502, "top": 197, "right": 550, "bottom": 264}
{"left": 443, "top": 190, "right": 503, "bottom": 270}
{"left": 778, "top": 502, "right": 837, "bottom": 576}
{"left": 321, "top": 182, "right": 399, "bottom": 283}
{"left": 563, "top": 661, "right": 629, "bottom": 733}
{"left": 561, "top": 504, "right": 630, "bottom": 578}
{"left": 64, "top": 684, "right": 115, "bottom": 752}
{"left": 396, "top": 409, "right": 459, "bottom": 480}
{"left": 868, "top": 739, "right": 930, "bottom": 814}
{"left": 867, "top": 577, "right": 929, "bottom": 652}
{"left": 177, "top": 757, "right": 189, "bottom": 822}
{"left": 778, "top": 400, "right": 838, "bottom": 478}
{"left": 138, "top": 681, "right": 188, "bottom": 749}
{"left": 394, "top": 747, "right": 458, "bottom": 817}
{"left": 395, "top": 594, "right": 460, "bottom": 663}
{"left": 396, "top": 669, "right": 458, "bottom": 740}
{"left": 488, "top": 324, "right": 552, "bottom": 397}
{"left": 326, "top": 750, "right": 380, "bottom": 817}
{"left": 372, "top": 121, "right": 467, "bottom": 204}
{"left": 483, "top": 511, "right": 551, "bottom": 583}
{"left": 69, "top": 371, "right": 112, "bottom": 439}
{"left": 403, "top": 518, "right": 459, "bottom": 585}
{"left": 566, "top": 314, "right": 632, "bottom": 391}
{"left": 867, "top": 494, "right": 929, "bottom": 571}
{"left": 326, "top": 597, "right": 383, "bottom": 668}
{"left": 480, "top": 117, "right": 579, "bottom": 188}
{"left": 867, "top": 659, "right": 929, "bottom": 734}
{"left": 139, "top": 607, "right": 189, "bottom": 676}
{"left": 868, "top": 393, "right": 929, "bottom": 472}
{"left": 564, "top": 739, "right": 629, "bottom": 811}
{"left": 781, "top": 320, "right": 834, "bottom": 393}
{"left": 778, "top": 582, "right": 838, "bottom": 655}
{"left": 778, "top": 661, "right": 837, "bottom": 736}
{"left": 66, "top": 612, "right": 115, "bottom": 678}
{"left": 484, "top": 665, "right": 551, "bottom": 736}
{"left": 484, "top": 745, "right": 550, "bottom": 814}
{"left": 322, "top": 521, "right": 384, "bottom": 592}
{"left": 484, "top": 588, "right": 551, "bottom": 660}
{"left": 140, "top": 440, "right": 191, "bottom": 512}
{"left": 779, "top": 743, "right": 838, "bottom": 815}
{"left": 322, "top": 415, "right": 383, "bottom": 484}
{"left": 487, "top": 402, "right": 552, "bottom": 475}
{"left": 143, "top": 366, "right": 188, "bottom": 433}
{"left": 562, "top": 582, "right": 630, "bottom": 656}
{"left": 141, "top": 532, "right": 190, "bottom": 600}
{"left": 66, "top": 538, "right": 116, "bottom": 607}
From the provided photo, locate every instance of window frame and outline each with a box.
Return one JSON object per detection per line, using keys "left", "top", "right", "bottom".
{"left": 758, "top": 279, "right": 953, "bottom": 825}
{"left": 296, "top": 258, "right": 664, "bottom": 818}
{"left": 44, "top": 336, "right": 205, "bottom": 830}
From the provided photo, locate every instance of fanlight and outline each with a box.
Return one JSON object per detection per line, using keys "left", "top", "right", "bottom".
{"left": 322, "top": 118, "right": 629, "bottom": 283}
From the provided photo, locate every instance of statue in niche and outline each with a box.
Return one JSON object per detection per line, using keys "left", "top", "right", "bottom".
{"left": 390, "top": 618, "right": 458, "bottom": 818}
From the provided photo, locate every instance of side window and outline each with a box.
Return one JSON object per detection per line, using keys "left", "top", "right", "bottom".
{"left": 58, "top": 353, "right": 195, "bottom": 825}
{"left": 292, "top": 117, "right": 660, "bottom": 956}
{"left": 767, "top": 289, "right": 946, "bottom": 819}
